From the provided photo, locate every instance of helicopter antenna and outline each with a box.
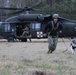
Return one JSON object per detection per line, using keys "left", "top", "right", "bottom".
{"left": 26, "top": 11, "right": 29, "bottom": 14}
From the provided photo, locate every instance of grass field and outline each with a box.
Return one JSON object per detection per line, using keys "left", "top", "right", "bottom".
{"left": 0, "top": 39, "right": 76, "bottom": 75}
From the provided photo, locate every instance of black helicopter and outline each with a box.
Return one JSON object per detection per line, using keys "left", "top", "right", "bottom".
{"left": 0, "top": 6, "right": 76, "bottom": 42}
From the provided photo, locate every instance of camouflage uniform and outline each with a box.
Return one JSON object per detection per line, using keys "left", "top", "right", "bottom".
{"left": 48, "top": 35, "right": 58, "bottom": 53}
{"left": 22, "top": 27, "right": 29, "bottom": 36}
{"left": 44, "top": 14, "right": 62, "bottom": 53}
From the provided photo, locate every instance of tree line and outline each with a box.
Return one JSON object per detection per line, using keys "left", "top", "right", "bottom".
{"left": 0, "top": 0, "right": 76, "bottom": 21}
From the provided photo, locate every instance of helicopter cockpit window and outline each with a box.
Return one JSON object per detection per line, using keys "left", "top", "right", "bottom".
{"left": 31, "top": 23, "right": 41, "bottom": 30}
{"left": 5, "top": 23, "right": 10, "bottom": 32}
{"left": 0, "top": 22, "right": 2, "bottom": 29}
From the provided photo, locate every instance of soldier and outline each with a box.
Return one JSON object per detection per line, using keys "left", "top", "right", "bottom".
{"left": 44, "top": 14, "right": 62, "bottom": 53}
{"left": 21, "top": 26, "right": 31, "bottom": 42}
{"left": 22, "top": 26, "right": 29, "bottom": 36}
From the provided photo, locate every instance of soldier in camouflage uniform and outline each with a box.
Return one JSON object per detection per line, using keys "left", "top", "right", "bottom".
{"left": 44, "top": 14, "right": 62, "bottom": 53}
{"left": 22, "top": 26, "right": 29, "bottom": 36}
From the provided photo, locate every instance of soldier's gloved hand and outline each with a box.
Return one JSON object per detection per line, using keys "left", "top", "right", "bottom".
{"left": 59, "top": 31, "right": 63, "bottom": 37}
{"left": 59, "top": 31, "right": 62, "bottom": 33}
{"left": 43, "top": 33, "right": 46, "bottom": 37}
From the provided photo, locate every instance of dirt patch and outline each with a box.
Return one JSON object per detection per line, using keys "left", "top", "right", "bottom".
{"left": 27, "top": 70, "right": 55, "bottom": 75}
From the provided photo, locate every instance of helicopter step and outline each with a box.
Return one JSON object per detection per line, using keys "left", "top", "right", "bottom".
{"left": 15, "top": 35, "right": 31, "bottom": 39}
{"left": 15, "top": 35, "right": 31, "bottom": 42}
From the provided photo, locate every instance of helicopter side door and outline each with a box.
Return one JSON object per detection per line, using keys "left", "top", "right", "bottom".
{"left": 30, "top": 22, "right": 43, "bottom": 38}
{"left": 0, "top": 23, "right": 12, "bottom": 38}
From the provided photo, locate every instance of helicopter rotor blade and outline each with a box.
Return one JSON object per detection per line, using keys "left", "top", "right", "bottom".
{"left": 0, "top": 6, "right": 35, "bottom": 16}
{"left": 0, "top": 6, "right": 35, "bottom": 11}
{"left": 0, "top": 7, "right": 23, "bottom": 10}
{"left": 0, "top": 10, "right": 25, "bottom": 16}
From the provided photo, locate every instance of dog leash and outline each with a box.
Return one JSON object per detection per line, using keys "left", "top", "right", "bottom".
{"left": 62, "top": 38, "right": 69, "bottom": 53}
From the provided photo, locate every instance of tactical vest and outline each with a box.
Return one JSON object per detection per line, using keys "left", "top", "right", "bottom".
{"left": 48, "top": 21, "right": 59, "bottom": 36}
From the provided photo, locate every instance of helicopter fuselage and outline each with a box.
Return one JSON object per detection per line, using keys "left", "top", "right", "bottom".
{"left": 0, "top": 14, "right": 76, "bottom": 42}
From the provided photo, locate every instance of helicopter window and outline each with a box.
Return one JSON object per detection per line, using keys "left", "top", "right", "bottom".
{"left": 31, "top": 23, "right": 41, "bottom": 30}
{"left": 32, "top": 24, "right": 35, "bottom": 29}
{"left": 35, "top": 23, "right": 40, "bottom": 29}
{"left": 0, "top": 22, "right": 2, "bottom": 29}
{"left": 5, "top": 23, "right": 10, "bottom": 32}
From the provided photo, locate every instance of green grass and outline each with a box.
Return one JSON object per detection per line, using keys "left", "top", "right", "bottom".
{"left": 0, "top": 59, "right": 76, "bottom": 75}
{"left": 0, "top": 70, "right": 10, "bottom": 75}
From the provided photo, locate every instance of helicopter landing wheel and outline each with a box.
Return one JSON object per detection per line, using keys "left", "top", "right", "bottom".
{"left": 8, "top": 37, "right": 14, "bottom": 42}
{"left": 21, "top": 38, "right": 27, "bottom": 42}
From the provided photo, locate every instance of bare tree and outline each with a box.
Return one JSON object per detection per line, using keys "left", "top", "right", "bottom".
{"left": 0, "top": 0, "right": 6, "bottom": 21}
{"left": 46, "top": 0, "right": 54, "bottom": 7}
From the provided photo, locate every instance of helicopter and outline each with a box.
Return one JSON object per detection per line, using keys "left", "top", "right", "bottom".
{"left": 0, "top": 6, "right": 76, "bottom": 42}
